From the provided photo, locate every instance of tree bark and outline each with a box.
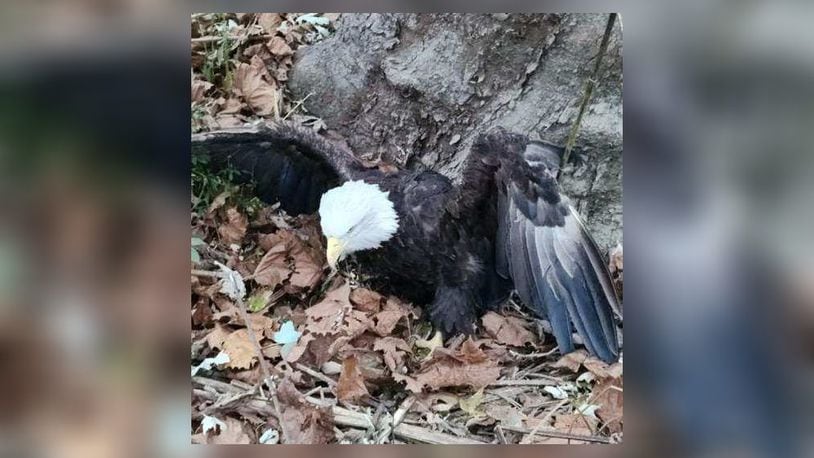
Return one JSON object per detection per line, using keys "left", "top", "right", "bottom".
{"left": 288, "top": 13, "right": 622, "bottom": 251}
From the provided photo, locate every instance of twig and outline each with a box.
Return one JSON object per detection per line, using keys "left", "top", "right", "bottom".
{"left": 490, "top": 379, "right": 559, "bottom": 387}
{"left": 520, "top": 397, "right": 569, "bottom": 444}
{"left": 232, "top": 288, "right": 289, "bottom": 442}
{"left": 501, "top": 425, "right": 611, "bottom": 444}
{"left": 191, "top": 269, "right": 226, "bottom": 278}
{"left": 394, "top": 422, "right": 486, "bottom": 445}
{"left": 295, "top": 362, "right": 337, "bottom": 387}
{"left": 560, "top": 13, "right": 618, "bottom": 176}
{"left": 282, "top": 93, "right": 313, "bottom": 120}
{"left": 194, "top": 377, "right": 487, "bottom": 444}
{"left": 375, "top": 395, "right": 415, "bottom": 443}
{"left": 191, "top": 34, "right": 274, "bottom": 44}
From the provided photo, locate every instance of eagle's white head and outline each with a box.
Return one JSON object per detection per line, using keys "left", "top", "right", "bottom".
{"left": 318, "top": 180, "right": 399, "bottom": 269}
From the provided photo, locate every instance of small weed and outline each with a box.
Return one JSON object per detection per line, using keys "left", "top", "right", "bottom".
{"left": 191, "top": 154, "right": 263, "bottom": 215}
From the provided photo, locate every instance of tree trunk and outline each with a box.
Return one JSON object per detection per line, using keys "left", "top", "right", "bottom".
{"left": 288, "top": 13, "right": 622, "bottom": 251}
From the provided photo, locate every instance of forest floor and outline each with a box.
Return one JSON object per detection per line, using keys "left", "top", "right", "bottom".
{"left": 190, "top": 13, "right": 623, "bottom": 445}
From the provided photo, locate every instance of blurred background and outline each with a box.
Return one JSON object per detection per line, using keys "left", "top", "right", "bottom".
{"left": 0, "top": 1, "right": 811, "bottom": 457}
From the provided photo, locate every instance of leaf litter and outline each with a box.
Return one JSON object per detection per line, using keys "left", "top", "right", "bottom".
{"left": 190, "top": 12, "right": 623, "bottom": 444}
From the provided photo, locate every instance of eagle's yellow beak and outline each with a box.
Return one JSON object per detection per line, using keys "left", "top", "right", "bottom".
{"left": 326, "top": 237, "right": 346, "bottom": 270}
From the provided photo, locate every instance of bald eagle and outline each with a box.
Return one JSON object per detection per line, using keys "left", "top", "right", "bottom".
{"left": 192, "top": 122, "right": 621, "bottom": 363}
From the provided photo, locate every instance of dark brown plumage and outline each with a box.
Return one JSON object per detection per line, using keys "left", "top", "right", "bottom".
{"left": 192, "top": 122, "right": 621, "bottom": 362}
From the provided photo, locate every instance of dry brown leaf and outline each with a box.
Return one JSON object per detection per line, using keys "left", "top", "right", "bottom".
{"left": 481, "top": 312, "right": 536, "bottom": 347}
{"left": 554, "top": 413, "right": 598, "bottom": 437}
{"left": 212, "top": 114, "right": 245, "bottom": 129}
{"left": 371, "top": 309, "right": 404, "bottom": 336}
{"left": 335, "top": 355, "right": 369, "bottom": 402}
{"left": 305, "top": 282, "right": 352, "bottom": 335}
{"left": 222, "top": 329, "right": 256, "bottom": 369}
{"left": 233, "top": 56, "right": 279, "bottom": 117}
{"left": 246, "top": 313, "right": 276, "bottom": 338}
{"left": 253, "top": 235, "right": 291, "bottom": 288}
{"left": 257, "top": 13, "right": 283, "bottom": 33}
{"left": 207, "top": 191, "right": 230, "bottom": 215}
{"left": 277, "top": 378, "right": 335, "bottom": 444}
{"left": 349, "top": 287, "right": 384, "bottom": 313}
{"left": 191, "top": 79, "right": 213, "bottom": 103}
{"left": 593, "top": 377, "right": 623, "bottom": 434}
{"left": 268, "top": 36, "right": 293, "bottom": 56}
{"left": 413, "top": 338, "right": 500, "bottom": 390}
{"left": 458, "top": 337, "right": 490, "bottom": 364}
{"left": 347, "top": 349, "right": 388, "bottom": 382}
{"left": 192, "top": 297, "right": 213, "bottom": 327}
{"left": 553, "top": 349, "right": 589, "bottom": 372}
{"left": 287, "top": 241, "right": 324, "bottom": 291}
{"left": 392, "top": 372, "right": 424, "bottom": 394}
{"left": 284, "top": 333, "right": 313, "bottom": 363}
{"left": 218, "top": 207, "right": 247, "bottom": 245}
{"left": 373, "top": 336, "right": 411, "bottom": 372}
{"left": 206, "top": 323, "right": 231, "bottom": 350}
{"left": 583, "top": 357, "right": 623, "bottom": 380}
{"left": 262, "top": 344, "right": 281, "bottom": 359}
{"left": 414, "top": 360, "right": 500, "bottom": 391}
{"left": 485, "top": 404, "right": 526, "bottom": 428}
{"left": 217, "top": 97, "right": 244, "bottom": 115}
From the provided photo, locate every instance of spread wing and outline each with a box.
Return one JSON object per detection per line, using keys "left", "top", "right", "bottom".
{"left": 191, "top": 122, "right": 363, "bottom": 215}
{"left": 474, "top": 129, "right": 621, "bottom": 362}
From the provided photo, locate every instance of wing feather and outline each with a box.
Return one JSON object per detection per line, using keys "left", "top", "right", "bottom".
{"left": 191, "top": 121, "right": 363, "bottom": 215}
{"left": 474, "top": 129, "right": 620, "bottom": 362}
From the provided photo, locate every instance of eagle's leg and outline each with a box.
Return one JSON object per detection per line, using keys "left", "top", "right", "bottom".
{"left": 427, "top": 284, "right": 480, "bottom": 336}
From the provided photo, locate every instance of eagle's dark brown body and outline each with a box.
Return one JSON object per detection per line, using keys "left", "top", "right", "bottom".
{"left": 192, "top": 122, "right": 621, "bottom": 362}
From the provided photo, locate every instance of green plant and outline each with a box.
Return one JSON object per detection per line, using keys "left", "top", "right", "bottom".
{"left": 191, "top": 154, "right": 263, "bottom": 215}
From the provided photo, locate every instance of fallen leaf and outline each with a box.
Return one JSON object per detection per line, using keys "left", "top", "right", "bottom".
{"left": 206, "top": 323, "right": 231, "bottom": 350}
{"left": 253, "top": 236, "right": 291, "bottom": 288}
{"left": 413, "top": 338, "right": 500, "bottom": 390}
{"left": 268, "top": 36, "right": 293, "bottom": 56}
{"left": 277, "top": 378, "right": 335, "bottom": 444}
{"left": 336, "top": 355, "right": 369, "bottom": 402}
{"left": 349, "top": 287, "right": 384, "bottom": 313}
{"left": 305, "top": 282, "right": 352, "bottom": 335}
{"left": 543, "top": 384, "right": 577, "bottom": 400}
{"left": 553, "top": 349, "right": 589, "bottom": 372}
{"left": 459, "top": 388, "right": 484, "bottom": 416}
{"left": 414, "top": 361, "right": 500, "bottom": 391}
{"left": 218, "top": 207, "right": 247, "bottom": 245}
{"left": 458, "top": 337, "right": 490, "bottom": 364}
{"left": 593, "top": 376, "right": 623, "bottom": 434}
{"left": 217, "top": 98, "right": 244, "bottom": 115}
{"left": 582, "top": 357, "right": 623, "bottom": 380}
{"left": 213, "top": 114, "right": 245, "bottom": 129}
{"left": 233, "top": 56, "right": 279, "bottom": 117}
{"left": 415, "top": 330, "right": 444, "bottom": 360}
{"left": 371, "top": 310, "right": 405, "bottom": 336}
{"left": 287, "top": 241, "right": 324, "bottom": 291}
{"left": 481, "top": 312, "right": 536, "bottom": 347}
{"left": 191, "top": 79, "right": 213, "bottom": 103}
{"left": 222, "top": 329, "right": 256, "bottom": 369}
{"left": 485, "top": 404, "right": 526, "bottom": 428}
{"left": 257, "top": 13, "right": 282, "bottom": 33}
{"left": 216, "top": 262, "right": 246, "bottom": 301}
{"left": 373, "top": 336, "right": 411, "bottom": 372}
{"left": 554, "top": 413, "right": 597, "bottom": 437}
{"left": 247, "top": 289, "right": 273, "bottom": 312}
